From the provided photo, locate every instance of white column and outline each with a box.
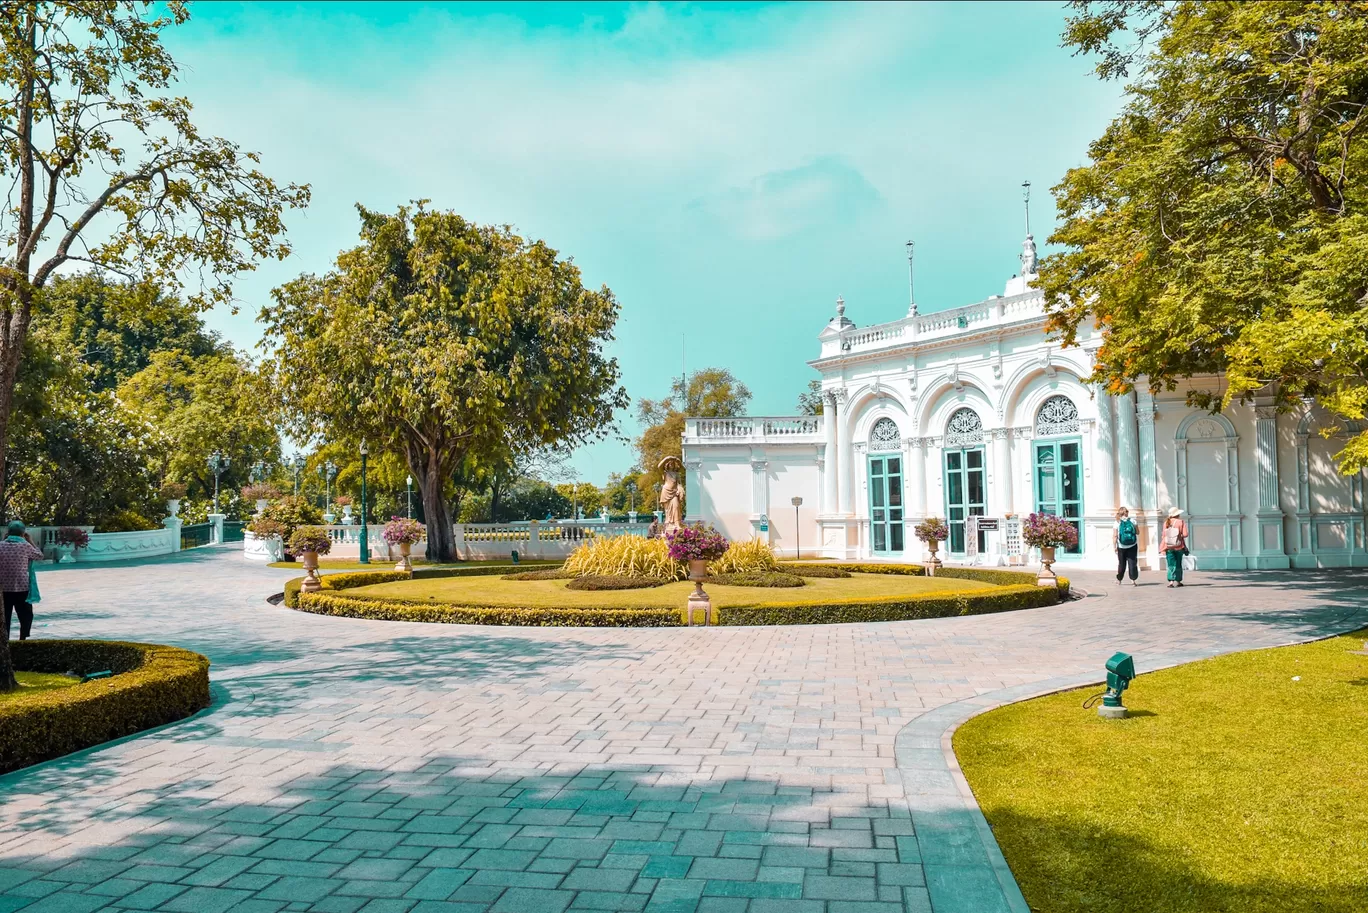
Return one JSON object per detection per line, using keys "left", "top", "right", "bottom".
{"left": 1116, "top": 391, "right": 1142, "bottom": 512}
{"left": 822, "top": 394, "right": 839, "bottom": 514}
{"left": 1253, "top": 406, "right": 1290, "bottom": 567}
{"left": 1135, "top": 391, "right": 1159, "bottom": 568}
{"left": 684, "top": 459, "right": 703, "bottom": 523}
{"left": 907, "top": 437, "right": 926, "bottom": 520}
{"left": 835, "top": 388, "right": 852, "bottom": 514}
{"left": 1092, "top": 386, "right": 1118, "bottom": 515}
{"left": 750, "top": 454, "right": 769, "bottom": 534}
{"left": 991, "top": 428, "right": 1013, "bottom": 517}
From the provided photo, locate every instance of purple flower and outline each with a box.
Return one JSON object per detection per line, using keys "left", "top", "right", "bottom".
{"left": 665, "top": 523, "right": 730, "bottom": 562}
{"left": 1021, "top": 512, "right": 1079, "bottom": 549}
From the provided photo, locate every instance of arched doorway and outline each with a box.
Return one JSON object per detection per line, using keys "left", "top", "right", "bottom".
{"left": 942, "top": 408, "right": 986, "bottom": 555}
{"left": 1032, "top": 394, "right": 1083, "bottom": 554}
{"left": 866, "top": 418, "right": 905, "bottom": 555}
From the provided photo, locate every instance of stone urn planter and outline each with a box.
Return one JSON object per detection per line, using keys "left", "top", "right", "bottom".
{"left": 395, "top": 541, "right": 413, "bottom": 573}
{"left": 55, "top": 544, "right": 76, "bottom": 564}
{"left": 1036, "top": 546, "right": 1058, "bottom": 586}
{"left": 687, "top": 559, "right": 712, "bottom": 625}
{"left": 167, "top": 499, "right": 181, "bottom": 518}
{"left": 323, "top": 511, "right": 336, "bottom": 525}
{"left": 342, "top": 505, "right": 353, "bottom": 524}
{"left": 300, "top": 550, "right": 323, "bottom": 593}
{"left": 255, "top": 498, "right": 268, "bottom": 515}
{"left": 925, "top": 540, "right": 943, "bottom": 575}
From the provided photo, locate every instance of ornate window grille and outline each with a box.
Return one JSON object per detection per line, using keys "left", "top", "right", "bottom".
{"left": 868, "top": 418, "right": 901, "bottom": 452}
{"left": 944, "top": 408, "right": 983, "bottom": 448}
{"left": 1035, "top": 395, "right": 1080, "bottom": 437}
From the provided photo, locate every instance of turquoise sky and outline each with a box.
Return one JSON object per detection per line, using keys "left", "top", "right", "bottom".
{"left": 165, "top": 1, "right": 1121, "bottom": 485}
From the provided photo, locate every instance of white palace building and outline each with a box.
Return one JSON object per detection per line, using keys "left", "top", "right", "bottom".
{"left": 682, "top": 229, "right": 1368, "bottom": 571}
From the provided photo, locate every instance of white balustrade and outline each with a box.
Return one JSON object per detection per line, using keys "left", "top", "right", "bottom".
{"left": 684, "top": 416, "right": 822, "bottom": 443}
{"left": 821, "top": 290, "right": 1048, "bottom": 359}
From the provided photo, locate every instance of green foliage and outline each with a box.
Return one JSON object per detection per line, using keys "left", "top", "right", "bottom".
{"left": 718, "top": 584, "right": 1059, "bottom": 626}
{"left": 566, "top": 575, "right": 668, "bottom": 591}
{"left": 502, "top": 568, "right": 574, "bottom": 581}
{"left": 635, "top": 367, "right": 751, "bottom": 510}
{"left": 1043, "top": 1, "right": 1368, "bottom": 470}
{"left": 261, "top": 204, "right": 627, "bottom": 561}
{"left": 710, "top": 572, "right": 805, "bottom": 588}
{"left": 257, "top": 496, "right": 322, "bottom": 551}
{"left": 797, "top": 378, "right": 825, "bottom": 416}
{"left": 554, "top": 482, "right": 605, "bottom": 518}
{"left": 564, "top": 535, "right": 685, "bottom": 580}
{"left": 287, "top": 525, "right": 333, "bottom": 555}
{"left": 294, "top": 592, "right": 681, "bottom": 628}
{"left": 1, "top": 641, "right": 211, "bottom": 774}
{"left": 709, "top": 538, "right": 777, "bottom": 575}
{"left": 777, "top": 564, "right": 852, "bottom": 579}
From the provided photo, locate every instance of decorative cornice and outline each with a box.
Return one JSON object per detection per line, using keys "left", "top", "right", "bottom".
{"left": 1254, "top": 406, "right": 1278, "bottom": 421}
{"left": 990, "top": 427, "right": 1009, "bottom": 441}
{"left": 1136, "top": 409, "right": 1156, "bottom": 428}
{"left": 750, "top": 460, "right": 769, "bottom": 472}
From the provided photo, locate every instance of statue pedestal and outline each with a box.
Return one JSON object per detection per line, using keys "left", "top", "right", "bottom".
{"left": 687, "top": 590, "right": 713, "bottom": 626}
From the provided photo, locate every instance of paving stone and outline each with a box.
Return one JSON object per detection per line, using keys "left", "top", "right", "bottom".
{"left": 488, "top": 887, "right": 574, "bottom": 912}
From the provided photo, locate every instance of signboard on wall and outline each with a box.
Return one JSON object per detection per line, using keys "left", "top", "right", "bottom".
{"left": 965, "top": 516, "right": 978, "bottom": 559}
{"left": 977, "top": 517, "right": 1001, "bottom": 531}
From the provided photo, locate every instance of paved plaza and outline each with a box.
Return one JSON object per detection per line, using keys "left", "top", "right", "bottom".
{"left": 2, "top": 549, "right": 1366, "bottom": 913}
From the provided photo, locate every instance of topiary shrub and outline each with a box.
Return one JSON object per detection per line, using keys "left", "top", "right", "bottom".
{"left": 718, "top": 583, "right": 1059, "bottom": 625}
{"left": 288, "top": 525, "right": 333, "bottom": 555}
{"left": 2, "top": 640, "right": 211, "bottom": 774}
{"left": 709, "top": 538, "right": 777, "bottom": 575}
{"left": 255, "top": 496, "right": 323, "bottom": 555}
{"left": 566, "top": 575, "right": 668, "bottom": 591}
{"left": 503, "top": 568, "right": 573, "bottom": 581}
{"left": 564, "top": 535, "right": 684, "bottom": 580}
{"left": 710, "top": 571, "right": 805, "bottom": 588}
{"left": 295, "top": 592, "right": 680, "bottom": 627}
{"left": 778, "top": 564, "right": 852, "bottom": 578}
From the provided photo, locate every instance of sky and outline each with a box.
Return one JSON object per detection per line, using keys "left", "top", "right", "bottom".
{"left": 162, "top": 0, "right": 1123, "bottom": 485}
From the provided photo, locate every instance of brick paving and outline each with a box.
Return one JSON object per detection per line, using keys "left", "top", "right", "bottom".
{"left": 2, "top": 547, "right": 1366, "bottom": 913}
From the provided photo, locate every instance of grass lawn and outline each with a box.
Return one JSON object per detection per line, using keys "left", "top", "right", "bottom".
{"left": 346, "top": 571, "right": 993, "bottom": 609}
{"left": 268, "top": 557, "right": 560, "bottom": 570}
{"left": 0, "top": 671, "right": 78, "bottom": 705}
{"left": 954, "top": 628, "right": 1368, "bottom": 913}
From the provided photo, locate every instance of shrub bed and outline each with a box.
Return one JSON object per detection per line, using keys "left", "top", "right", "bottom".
{"left": 284, "top": 564, "right": 561, "bottom": 607}
{"left": 1, "top": 640, "right": 211, "bottom": 775}
{"left": 711, "top": 572, "right": 806, "bottom": 588}
{"left": 719, "top": 583, "right": 1058, "bottom": 625}
{"left": 778, "top": 564, "right": 852, "bottom": 578}
{"left": 503, "top": 568, "right": 574, "bottom": 581}
{"left": 566, "top": 575, "right": 668, "bottom": 591}
{"left": 294, "top": 592, "right": 680, "bottom": 627}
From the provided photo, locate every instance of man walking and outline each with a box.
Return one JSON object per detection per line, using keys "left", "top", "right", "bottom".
{"left": 1, "top": 521, "right": 44, "bottom": 641}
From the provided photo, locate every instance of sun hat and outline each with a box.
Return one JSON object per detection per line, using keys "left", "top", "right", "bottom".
{"left": 1168, "top": 507, "right": 1182, "bottom": 518}
{"left": 5, "top": 520, "right": 24, "bottom": 536}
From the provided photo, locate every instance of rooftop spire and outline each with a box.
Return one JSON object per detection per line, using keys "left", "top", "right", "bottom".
{"left": 905, "top": 240, "right": 917, "bottom": 316}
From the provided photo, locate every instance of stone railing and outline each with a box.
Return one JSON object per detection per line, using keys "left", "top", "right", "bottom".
{"left": 684, "top": 416, "right": 823, "bottom": 444}
{"left": 821, "top": 289, "right": 1048, "bottom": 359}
{"left": 53, "top": 526, "right": 179, "bottom": 564}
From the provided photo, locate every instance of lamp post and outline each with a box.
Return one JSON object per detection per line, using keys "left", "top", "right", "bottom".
{"left": 291, "top": 454, "right": 305, "bottom": 497}
{"left": 791, "top": 496, "right": 804, "bottom": 560}
{"left": 317, "top": 460, "right": 337, "bottom": 510}
{"left": 250, "top": 461, "right": 265, "bottom": 484}
{"left": 358, "top": 441, "right": 370, "bottom": 565}
{"left": 406, "top": 475, "right": 413, "bottom": 519}
{"left": 653, "top": 483, "right": 662, "bottom": 521}
{"left": 207, "top": 451, "right": 230, "bottom": 514}
{"left": 627, "top": 481, "right": 636, "bottom": 516}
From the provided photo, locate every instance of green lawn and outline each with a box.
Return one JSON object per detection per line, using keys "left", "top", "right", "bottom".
{"left": 0, "top": 671, "right": 78, "bottom": 705}
{"left": 954, "top": 629, "right": 1368, "bottom": 913}
{"left": 268, "top": 557, "right": 560, "bottom": 570}
{"left": 346, "top": 571, "right": 993, "bottom": 609}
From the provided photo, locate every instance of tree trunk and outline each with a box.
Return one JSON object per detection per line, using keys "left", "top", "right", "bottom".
{"left": 490, "top": 478, "right": 502, "bottom": 523}
{"left": 414, "top": 450, "right": 454, "bottom": 562}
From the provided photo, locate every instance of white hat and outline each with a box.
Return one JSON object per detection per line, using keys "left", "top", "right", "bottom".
{"left": 1168, "top": 507, "right": 1182, "bottom": 518}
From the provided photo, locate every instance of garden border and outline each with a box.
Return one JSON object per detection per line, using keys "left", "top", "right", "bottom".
{"left": 1, "top": 640, "right": 211, "bottom": 775}
{"left": 281, "top": 563, "right": 1070, "bottom": 627}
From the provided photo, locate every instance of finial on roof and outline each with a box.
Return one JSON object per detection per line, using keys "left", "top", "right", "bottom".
{"left": 836, "top": 295, "right": 845, "bottom": 318}
{"left": 905, "top": 240, "right": 917, "bottom": 317}
{"left": 1020, "top": 180, "right": 1038, "bottom": 276}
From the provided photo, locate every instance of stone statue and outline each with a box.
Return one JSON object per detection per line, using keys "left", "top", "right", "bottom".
{"left": 658, "top": 456, "right": 684, "bottom": 532}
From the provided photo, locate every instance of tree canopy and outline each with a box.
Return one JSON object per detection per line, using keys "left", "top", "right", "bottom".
{"left": 634, "top": 368, "right": 751, "bottom": 508}
{"left": 1041, "top": 1, "right": 1368, "bottom": 469}
{"left": 262, "top": 203, "right": 627, "bottom": 561}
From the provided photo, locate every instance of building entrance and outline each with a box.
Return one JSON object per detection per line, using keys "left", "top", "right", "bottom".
{"left": 1033, "top": 439, "right": 1083, "bottom": 554}
{"left": 944, "top": 448, "right": 986, "bottom": 555}
{"left": 867, "top": 454, "right": 905, "bottom": 555}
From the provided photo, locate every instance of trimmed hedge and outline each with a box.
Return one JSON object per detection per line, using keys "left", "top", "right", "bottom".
{"left": 710, "top": 572, "right": 806, "bottom": 588}
{"left": 778, "top": 564, "right": 852, "bottom": 579}
{"left": 1, "top": 640, "right": 211, "bottom": 775}
{"left": 566, "top": 575, "right": 667, "bottom": 591}
{"left": 718, "top": 583, "right": 1058, "bottom": 626}
{"left": 283, "top": 564, "right": 562, "bottom": 607}
{"left": 503, "top": 568, "right": 574, "bottom": 581}
{"left": 293, "top": 592, "right": 681, "bottom": 627}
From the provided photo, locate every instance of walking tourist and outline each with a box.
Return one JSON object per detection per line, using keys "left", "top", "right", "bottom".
{"left": 1160, "top": 507, "right": 1189, "bottom": 588}
{"left": 1, "top": 521, "right": 44, "bottom": 641}
{"left": 1113, "top": 506, "right": 1139, "bottom": 585}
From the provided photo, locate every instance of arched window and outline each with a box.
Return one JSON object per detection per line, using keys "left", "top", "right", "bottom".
{"left": 1035, "top": 395, "right": 1079, "bottom": 437}
{"left": 944, "top": 408, "right": 983, "bottom": 448}
{"left": 869, "top": 418, "right": 901, "bottom": 452}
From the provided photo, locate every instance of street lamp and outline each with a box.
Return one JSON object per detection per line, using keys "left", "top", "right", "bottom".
{"left": 317, "top": 460, "right": 337, "bottom": 510}
{"left": 207, "top": 451, "right": 230, "bottom": 514}
{"left": 653, "top": 483, "right": 662, "bottom": 521}
{"left": 791, "top": 496, "right": 804, "bottom": 560}
{"left": 250, "top": 461, "right": 265, "bottom": 483}
{"left": 406, "top": 475, "right": 414, "bottom": 519}
{"left": 626, "top": 481, "right": 636, "bottom": 516}
{"left": 358, "top": 441, "right": 370, "bottom": 565}
{"left": 290, "top": 454, "right": 305, "bottom": 497}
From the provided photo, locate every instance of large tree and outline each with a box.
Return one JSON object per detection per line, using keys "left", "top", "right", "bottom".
{"left": 634, "top": 368, "right": 751, "bottom": 509}
{"left": 1041, "top": 1, "right": 1368, "bottom": 469}
{"left": 262, "top": 203, "right": 627, "bottom": 561}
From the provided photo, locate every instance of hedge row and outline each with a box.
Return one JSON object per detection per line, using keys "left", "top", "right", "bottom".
{"left": 1, "top": 640, "right": 211, "bottom": 775}
{"left": 293, "top": 592, "right": 680, "bottom": 627}
{"left": 782, "top": 562, "right": 1071, "bottom": 598}
{"left": 719, "top": 583, "right": 1059, "bottom": 626}
{"left": 283, "top": 563, "right": 559, "bottom": 607}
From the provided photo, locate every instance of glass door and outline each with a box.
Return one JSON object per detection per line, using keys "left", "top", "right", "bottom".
{"left": 868, "top": 455, "right": 905, "bottom": 555}
{"left": 944, "top": 448, "right": 986, "bottom": 555}
{"left": 1034, "top": 439, "right": 1083, "bottom": 554}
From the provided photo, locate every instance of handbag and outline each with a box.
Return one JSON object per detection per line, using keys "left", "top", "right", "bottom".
{"left": 1181, "top": 553, "right": 1197, "bottom": 571}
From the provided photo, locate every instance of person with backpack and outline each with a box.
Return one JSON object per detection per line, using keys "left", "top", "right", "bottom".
{"left": 1113, "top": 506, "right": 1140, "bottom": 585}
{"left": 1160, "top": 507, "right": 1190, "bottom": 587}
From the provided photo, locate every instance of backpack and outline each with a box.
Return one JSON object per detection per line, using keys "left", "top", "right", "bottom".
{"left": 1117, "top": 518, "right": 1137, "bottom": 548}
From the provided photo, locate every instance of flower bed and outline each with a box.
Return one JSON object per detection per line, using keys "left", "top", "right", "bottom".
{"left": 1, "top": 640, "right": 210, "bottom": 774}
